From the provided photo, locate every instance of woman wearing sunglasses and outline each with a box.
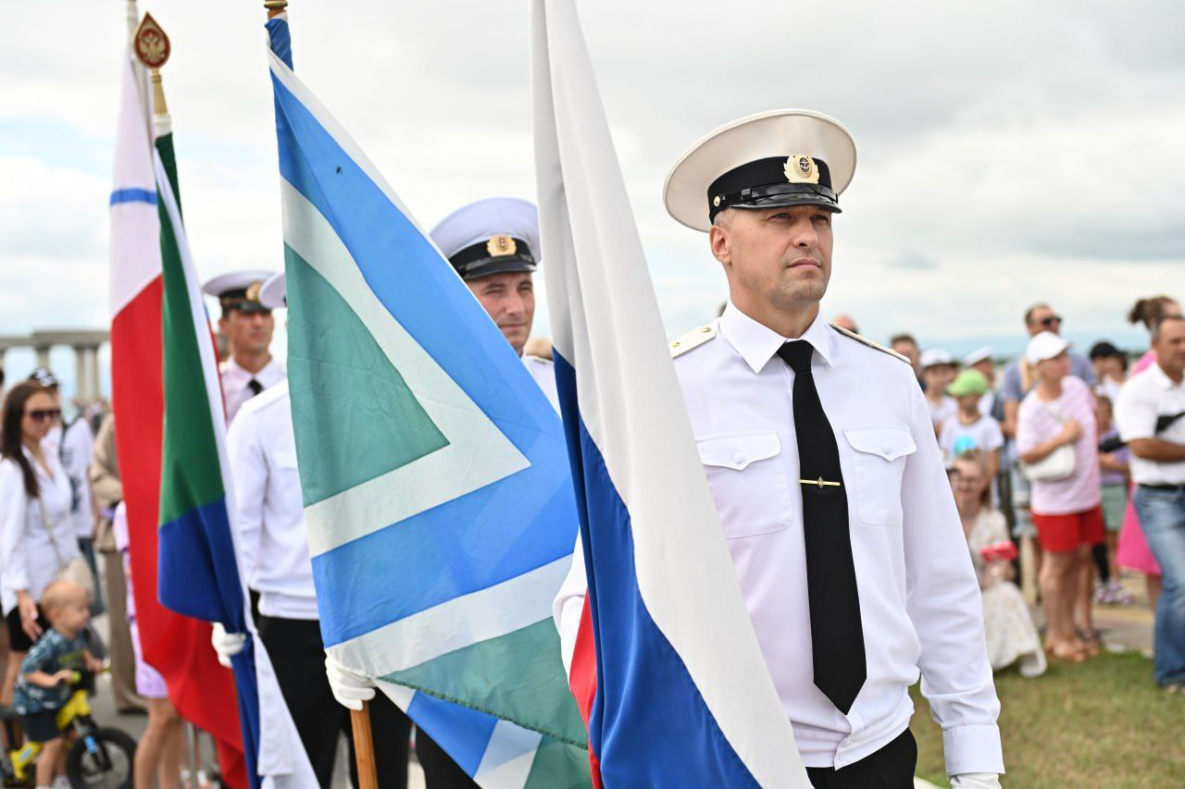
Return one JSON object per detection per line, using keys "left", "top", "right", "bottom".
{"left": 0, "top": 381, "right": 81, "bottom": 707}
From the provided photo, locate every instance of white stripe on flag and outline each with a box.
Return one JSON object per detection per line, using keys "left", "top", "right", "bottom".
{"left": 326, "top": 557, "right": 570, "bottom": 677}
{"left": 280, "top": 182, "right": 530, "bottom": 557}
{"left": 474, "top": 721, "right": 542, "bottom": 786}
{"left": 532, "top": 1, "right": 807, "bottom": 784}
{"left": 109, "top": 56, "right": 159, "bottom": 319}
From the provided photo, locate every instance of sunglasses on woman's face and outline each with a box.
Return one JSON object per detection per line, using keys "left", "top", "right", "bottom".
{"left": 25, "top": 408, "right": 61, "bottom": 423}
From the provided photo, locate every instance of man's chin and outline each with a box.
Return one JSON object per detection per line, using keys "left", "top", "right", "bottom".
{"left": 501, "top": 328, "right": 528, "bottom": 352}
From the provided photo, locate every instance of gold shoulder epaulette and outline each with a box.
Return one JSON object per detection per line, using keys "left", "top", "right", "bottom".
{"left": 670, "top": 325, "right": 717, "bottom": 359}
{"left": 829, "top": 324, "right": 910, "bottom": 364}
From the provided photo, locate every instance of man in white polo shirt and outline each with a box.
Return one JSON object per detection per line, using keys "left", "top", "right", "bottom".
{"left": 1116, "top": 315, "right": 1185, "bottom": 692}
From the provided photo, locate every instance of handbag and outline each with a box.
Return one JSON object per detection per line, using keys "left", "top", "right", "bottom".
{"left": 1020, "top": 401, "right": 1078, "bottom": 482}
{"left": 37, "top": 496, "right": 96, "bottom": 600}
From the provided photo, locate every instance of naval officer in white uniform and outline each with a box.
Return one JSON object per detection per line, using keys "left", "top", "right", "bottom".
{"left": 556, "top": 110, "right": 1003, "bottom": 788}
{"left": 430, "top": 197, "right": 558, "bottom": 409}
{"left": 216, "top": 272, "right": 413, "bottom": 788}
{"left": 203, "top": 271, "right": 287, "bottom": 423}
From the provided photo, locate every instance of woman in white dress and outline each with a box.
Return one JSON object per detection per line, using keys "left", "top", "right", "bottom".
{"left": 950, "top": 450, "right": 1047, "bottom": 677}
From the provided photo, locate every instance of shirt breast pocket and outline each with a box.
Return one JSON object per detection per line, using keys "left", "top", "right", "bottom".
{"left": 843, "top": 425, "right": 917, "bottom": 526}
{"left": 696, "top": 432, "right": 791, "bottom": 539}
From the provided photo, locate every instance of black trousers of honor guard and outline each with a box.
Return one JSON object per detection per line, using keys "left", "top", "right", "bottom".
{"left": 257, "top": 614, "right": 412, "bottom": 788}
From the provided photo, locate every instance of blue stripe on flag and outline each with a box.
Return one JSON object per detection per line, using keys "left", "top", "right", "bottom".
{"left": 408, "top": 693, "right": 499, "bottom": 777}
{"left": 265, "top": 16, "right": 293, "bottom": 69}
{"left": 272, "top": 71, "right": 579, "bottom": 646}
{"left": 554, "top": 350, "right": 760, "bottom": 787}
{"left": 110, "top": 188, "right": 158, "bottom": 206}
{"left": 158, "top": 497, "right": 250, "bottom": 634}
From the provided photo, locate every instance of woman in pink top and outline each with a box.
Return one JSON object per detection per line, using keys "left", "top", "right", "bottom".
{"left": 1017, "top": 333, "right": 1103, "bottom": 662}
{"left": 1116, "top": 296, "right": 1182, "bottom": 608}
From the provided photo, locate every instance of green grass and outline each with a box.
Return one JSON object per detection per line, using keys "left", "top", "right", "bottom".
{"left": 911, "top": 651, "right": 1185, "bottom": 788}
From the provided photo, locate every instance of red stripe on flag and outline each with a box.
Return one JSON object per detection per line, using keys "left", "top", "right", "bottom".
{"left": 111, "top": 277, "right": 246, "bottom": 787}
{"left": 569, "top": 596, "right": 602, "bottom": 788}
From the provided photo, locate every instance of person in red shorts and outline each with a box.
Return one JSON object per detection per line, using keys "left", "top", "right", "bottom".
{"left": 1017, "top": 332, "right": 1105, "bottom": 663}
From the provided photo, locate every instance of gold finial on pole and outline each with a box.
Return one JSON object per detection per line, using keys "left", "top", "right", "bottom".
{"left": 264, "top": 1, "right": 289, "bottom": 19}
{"left": 133, "top": 13, "right": 171, "bottom": 120}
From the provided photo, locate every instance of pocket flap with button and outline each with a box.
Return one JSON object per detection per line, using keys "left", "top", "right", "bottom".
{"left": 843, "top": 426, "right": 917, "bottom": 462}
{"left": 697, "top": 432, "right": 781, "bottom": 471}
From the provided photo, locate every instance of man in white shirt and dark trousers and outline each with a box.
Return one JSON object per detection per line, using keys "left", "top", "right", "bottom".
{"left": 1116, "top": 315, "right": 1185, "bottom": 692}
{"left": 218, "top": 272, "right": 413, "bottom": 788}
{"left": 629, "top": 110, "right": 1003, "bottom": 786}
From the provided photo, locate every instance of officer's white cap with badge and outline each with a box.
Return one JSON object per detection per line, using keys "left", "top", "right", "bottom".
{"left": 259, "top": 271, "right": 287, "bottom": 310}
{"left": 430, "top": 197, "right": 541, "bottom": 281}
{"left": 663, "top": 109, "right": 857, "bottom": 232}
{"left": 203, "top": 270, "right": 277, "bottom": 315}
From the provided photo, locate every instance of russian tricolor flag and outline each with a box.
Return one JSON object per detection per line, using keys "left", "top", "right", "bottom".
{"left": 532, "top": 1, "right": 810, "bottom": 786}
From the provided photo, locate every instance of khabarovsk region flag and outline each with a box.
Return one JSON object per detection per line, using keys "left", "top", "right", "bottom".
{"left": 265, "top": 13, "right": 590, "bottom": 788}
{"left": 533, "top": 1, "right": 810, "bottom": 786}
{"left": 152, "top": 127, "right": 266, "bottom": 788}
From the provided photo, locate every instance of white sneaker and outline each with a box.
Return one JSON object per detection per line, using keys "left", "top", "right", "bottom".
{"left": 52, "top": 777, "right": 72, "bottom": 789}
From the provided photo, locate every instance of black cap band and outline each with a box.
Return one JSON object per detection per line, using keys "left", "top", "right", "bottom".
{"left": 707, "top": 156, "right": 839, "bottom": 223}
{"left": 218, "top": 288, "right": 271, "bottom": 315}
{"left": 449, "top": 237, "right": 537, "bottom": 280}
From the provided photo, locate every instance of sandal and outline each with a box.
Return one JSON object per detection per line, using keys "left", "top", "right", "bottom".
{"left": 1078, "top": 628, "right": 1102, "bottom": 657}
{"left": 1048, "top": 640, "right": 1088, "bottom": 663}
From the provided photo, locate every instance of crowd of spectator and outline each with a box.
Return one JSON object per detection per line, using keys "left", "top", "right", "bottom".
{"left": 893, "top": 295, "right": 1183, "bottom": 691}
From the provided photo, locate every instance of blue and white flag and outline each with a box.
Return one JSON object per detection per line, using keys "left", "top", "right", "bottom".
{"left": 265, "top": 12, "right": 591, "bottom": 787}
{"left": 533, "top": 1, "right": 810, "bottom": 785}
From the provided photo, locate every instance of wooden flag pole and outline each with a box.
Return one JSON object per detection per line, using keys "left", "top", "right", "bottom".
{"left": 262, "top": 1, "right": 381, "bottom": 784}
{"left": 350, "top": 702, "right": 380, "bottom": 789}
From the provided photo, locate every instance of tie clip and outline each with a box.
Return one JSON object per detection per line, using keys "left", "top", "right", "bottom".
{"left": 800, "top": 477, "right": 841, "bottom": 489}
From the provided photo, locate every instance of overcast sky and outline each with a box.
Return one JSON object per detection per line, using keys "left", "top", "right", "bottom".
{"left": 2, "top": 0, "right": 1182, "bottom": 394}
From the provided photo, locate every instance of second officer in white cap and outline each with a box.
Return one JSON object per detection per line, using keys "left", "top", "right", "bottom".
{"left": 203, "top": 270, "right": 287, "bottom": 423}
{"left": 427, "top": 196, "right": 558, "bottom": 410}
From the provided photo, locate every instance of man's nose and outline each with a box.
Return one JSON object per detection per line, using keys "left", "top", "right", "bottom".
{"left": 792, "top": 219, "right": 818, "bottom": 248}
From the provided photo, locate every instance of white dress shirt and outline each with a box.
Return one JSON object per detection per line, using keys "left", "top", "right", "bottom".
{"left": 227, "top": 380, "right": 317, "bottom": 620}
{"left": 674, "top": 305, "right": 1002, "bottom": 774}
{"left": 1116, "top": 361, "right": 1185, "bottom": 485}
{"left": 54, "top": 420, "right": 96, "bottom": 539}
{"left": 0, "top": 448, "right": 80, "bottom": 614}
{"left": 523, "top": 354, "right": 560, "bottom": 412}
{"left": 222, "top": 357, "right": 287, "bottom": 424}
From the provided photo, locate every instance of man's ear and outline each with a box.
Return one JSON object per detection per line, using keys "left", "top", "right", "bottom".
{"left": 709, "top": 223, "right": 731, "bottom": 268}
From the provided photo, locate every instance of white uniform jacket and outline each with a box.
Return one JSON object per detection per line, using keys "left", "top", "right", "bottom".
{"left": 555, "top": 304, "right": 1003, "bottom": 776}
{"left": 226, "top": 380, "right": 317, "bottom": 620}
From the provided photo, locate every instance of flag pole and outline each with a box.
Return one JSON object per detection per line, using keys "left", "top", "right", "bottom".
{"left": 132, "top": 12, "right": 172, "bottom": 138}
{"left": 262, "top": 1, "right": 380, "bottom": 784}
{"left": 350, "top": 701, "right": 380, "bottom": 789}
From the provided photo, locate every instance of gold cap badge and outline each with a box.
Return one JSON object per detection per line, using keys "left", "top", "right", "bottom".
{"left": 134, "top": 13, "right": 171, "bottom": 70}
{"left": 486, "top": 235, "right": 517, "bottom": 257}
{"left": 245, "top": 281, "right": 263, "bottom": 302}
{"left": 784, "top": 155, "right": 819, "bottom": 185}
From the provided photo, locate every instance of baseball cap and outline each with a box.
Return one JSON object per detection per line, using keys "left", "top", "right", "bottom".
{"left": 948, "top": 369, "right": 989, "bottom": 397}
{"left": 1026, "top": 332, "right": 1070, "bottom": 365}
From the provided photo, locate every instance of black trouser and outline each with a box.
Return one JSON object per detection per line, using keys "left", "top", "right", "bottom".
{"left": 415, "top": 728, "right": 479, "bottom": 789}
{"left": 806, "top": 729, "right": 918, "bottom": 789}
{"left": 257, "top": 614, "right": 411, "bottom": 789}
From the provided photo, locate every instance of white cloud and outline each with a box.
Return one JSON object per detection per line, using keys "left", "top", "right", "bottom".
{"left": 0, "top": 0, "right": 1181, "bottom": 377}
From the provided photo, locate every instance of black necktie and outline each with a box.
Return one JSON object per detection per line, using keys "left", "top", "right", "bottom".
{"left": 777, "top": 340, "right": 866, "bottom": 714}
{"left": 247, "top": 378, "right": 264, "bottom": 397}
